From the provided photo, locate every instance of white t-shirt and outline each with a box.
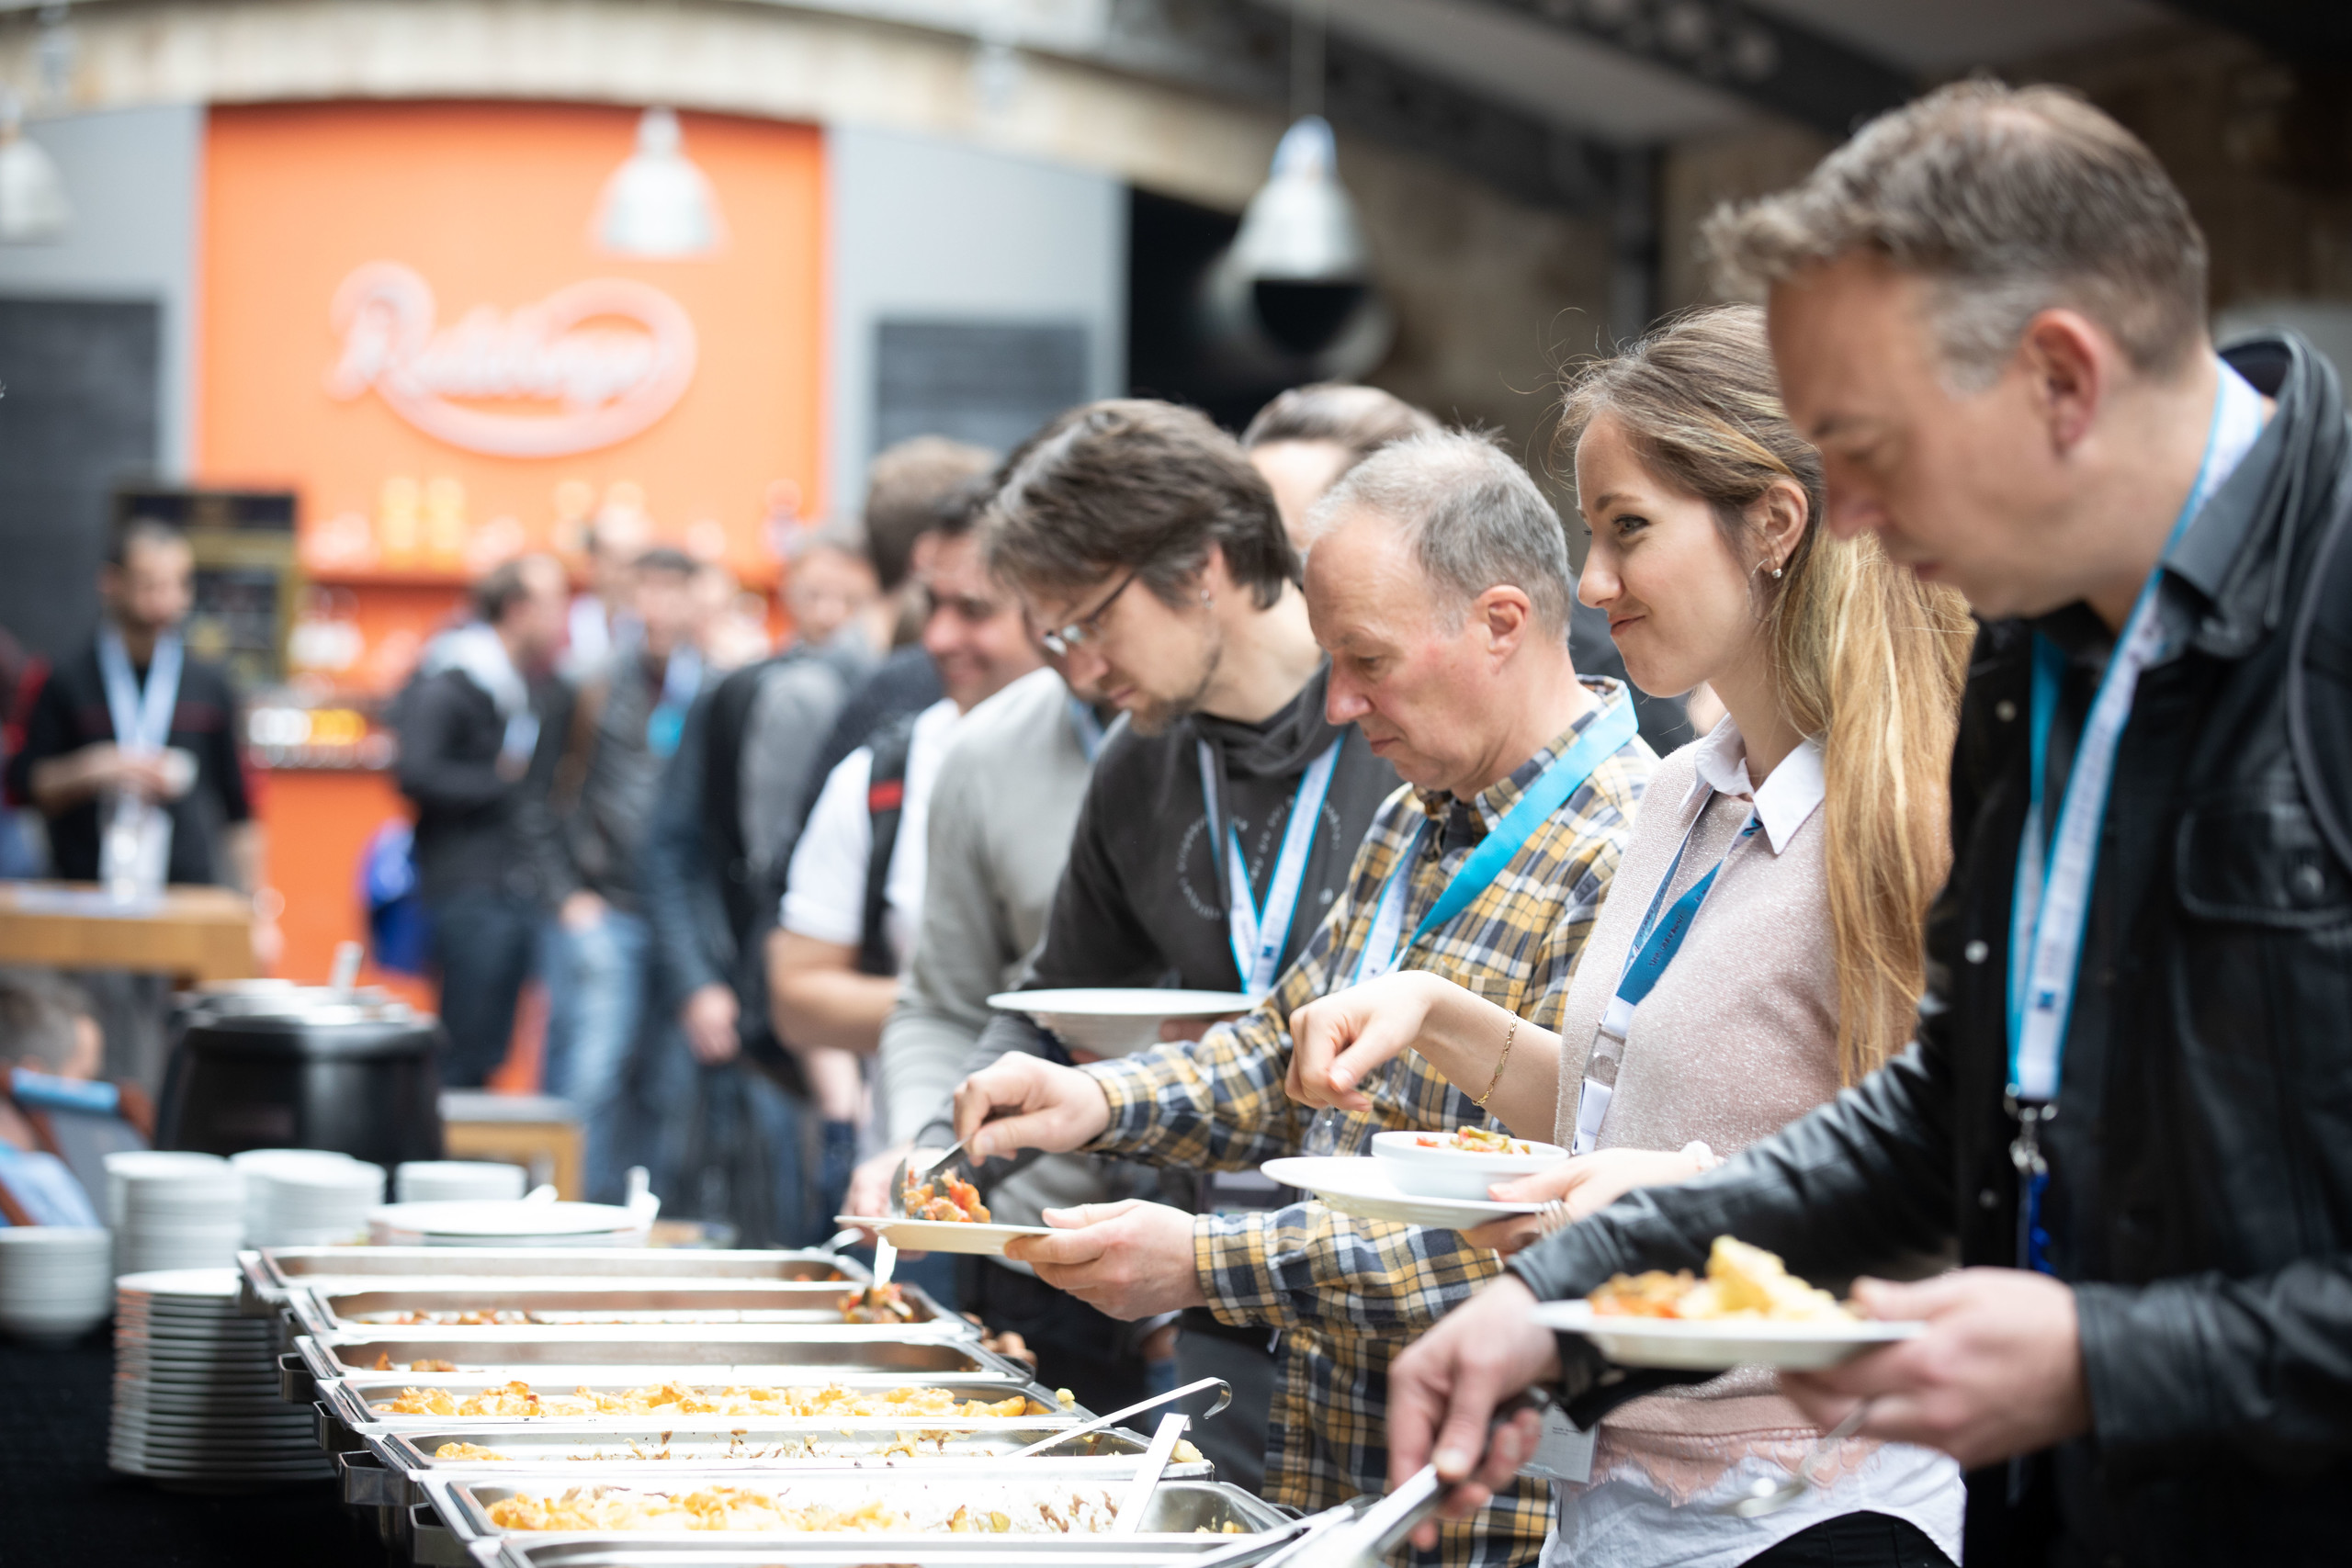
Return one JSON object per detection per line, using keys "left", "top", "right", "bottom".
{"left": 781, "top": 697, "right": 961, "bottom": 973}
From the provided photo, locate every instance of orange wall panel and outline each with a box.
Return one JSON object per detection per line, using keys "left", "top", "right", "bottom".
{"left": 198, "top": 101, "right": 828, "bottom": 577}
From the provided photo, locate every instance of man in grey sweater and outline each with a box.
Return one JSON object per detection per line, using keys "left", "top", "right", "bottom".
{"left": 855, "top": 661, "right": 1174, "bottom": 1413}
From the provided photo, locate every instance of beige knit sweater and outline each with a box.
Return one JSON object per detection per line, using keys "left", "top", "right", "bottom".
{"left": 1544, "top": 729, "right": 1859, "bottom": 1496}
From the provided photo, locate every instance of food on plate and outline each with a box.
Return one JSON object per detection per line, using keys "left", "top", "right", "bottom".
{"left": 368, "top": 1351, "right": 462, "bottom": 1372}
{"left": 433, "top": 1441, "right": 512, "bottom": 1461}
{"left": 842, "top": 1283, "right": 917, "bottom": 1325}
{"left": 901, "top": 1171, "right": 990, "bottom": 1224}
{"left": 376, "top": 1380, "right": 1038, "bottom": 1420}
{"left": 1589, "top": 1236, "right": 1853, "bottom": 1323}
{"left": 484, "top": 1483, "right": 1121, "bottom": 1534}
{"left": 1410, "top": 1127, "right": 1534, "bottom": 1156}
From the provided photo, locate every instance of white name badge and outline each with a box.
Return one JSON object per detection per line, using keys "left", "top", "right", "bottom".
{"left": 1569, "top": 1076, "right": 1612, "bottom": 1157}
{"left": 1519, "top": 1405, "right": 1597, "bottom": 1483}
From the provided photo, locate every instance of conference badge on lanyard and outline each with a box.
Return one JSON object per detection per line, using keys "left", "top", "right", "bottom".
{"left": 1201, "top": 738, "right": 1340, "bottom": 998}
{"left": 1351, "top": 690, "right": 1638, "bottom": 989}
{"left": 2003, "top": 361, "right": 2266, "bottom": 1272}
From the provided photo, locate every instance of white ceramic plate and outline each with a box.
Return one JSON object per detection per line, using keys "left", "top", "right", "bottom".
{"left": 835, "top": 1214, "right": 1057, "bottom": 1257}
{"left": 1532, "top": 1300, "right": 1927, "bottom": 1371}
{"left": 1368, "top": 1130, "right": 1567, "bottom": 1200}
{"left": 1260, "top": 1156, "right": 1547, "bottom": 1230}
{"left": 986, "top": 987, "right": 1257, "bottom": 1059}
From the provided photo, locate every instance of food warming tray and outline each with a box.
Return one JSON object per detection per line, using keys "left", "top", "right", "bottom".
{"left": 313, "top": 1370, "right": 1072, "bottom": 1435}
{"left": 370, "top": 1422, "right": 1210, "bottom": 1472}
{"left": 288, "top": 1280, "right": 967, "bottom": 1337}
{"left": 426, "top": 1470, "right": 1287, "bottom": 1546}
{"left": 298, "top": 1328, "right": 1031, "bottom": 1382}
{"left": 251, "top": 1247, "right": 858, "bottom": 1295}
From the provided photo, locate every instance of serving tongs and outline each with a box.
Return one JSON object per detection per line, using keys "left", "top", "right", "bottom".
{"left": 1004, "top": 1376, "right": 1232, "bottom": 1460}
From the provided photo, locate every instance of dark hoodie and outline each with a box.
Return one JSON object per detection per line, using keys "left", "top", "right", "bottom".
{"left": 992, "top": 662, "right": 1394, "bottom": 1012}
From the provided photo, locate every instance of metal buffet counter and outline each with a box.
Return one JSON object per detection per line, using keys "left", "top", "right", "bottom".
{"left": 245, "top": 1245, "right": 1302, "bottom": 1568}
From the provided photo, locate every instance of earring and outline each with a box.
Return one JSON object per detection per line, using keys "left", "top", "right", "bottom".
{"left": 1770, "top": 565, "right": 1783, "bottom": 580}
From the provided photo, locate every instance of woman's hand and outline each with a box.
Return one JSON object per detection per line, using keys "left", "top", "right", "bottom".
{"left": 1286, "top": 972, "right": 1453, "bottom": 1111}
{"left": 1460, "top": 1147, "right": 1710, "bottom": 1255}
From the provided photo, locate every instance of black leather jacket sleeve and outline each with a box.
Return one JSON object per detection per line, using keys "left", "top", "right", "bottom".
{"left": 2076, "top": 1259, "right": 2352, "bottom": 1483}
{"left": 1507, "top": 1034, "right": 1958, "bottom": 1311}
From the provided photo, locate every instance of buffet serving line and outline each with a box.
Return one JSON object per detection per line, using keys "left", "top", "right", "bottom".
{"left": 220, "top": 1238, "right": 1385, "bottom": 1568}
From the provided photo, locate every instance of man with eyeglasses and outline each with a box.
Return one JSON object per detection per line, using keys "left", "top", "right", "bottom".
{"left": 892, "top": 400, "right": 1402, "bottom": 1488}
{"left": 763, "top": 481, "right": 1045, "bottom": 1265}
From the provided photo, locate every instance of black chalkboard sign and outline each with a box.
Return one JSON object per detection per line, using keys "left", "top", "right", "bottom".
{"left": 875, "top": 318, "right": 1089, "bottom": 457}
{"left": 0, "top": 297, "right": 161, "bottom": 660}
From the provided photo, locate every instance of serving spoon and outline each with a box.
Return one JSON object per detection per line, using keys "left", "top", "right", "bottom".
{"left": 1004, "top": 1376, "right": 1232, "bottom": 1460}
{"left": 1717, "top": 1401, "right": 1871, "bottom": 1517}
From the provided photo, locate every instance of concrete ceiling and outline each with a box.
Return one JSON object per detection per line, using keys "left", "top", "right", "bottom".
{"left": 1265, "top": 0, "right": 2181, "bottom": 143}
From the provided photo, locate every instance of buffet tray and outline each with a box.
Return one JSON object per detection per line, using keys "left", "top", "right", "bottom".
{"left": 313, "top": 1371, "right": 1076, "bottom": 1438}
{"left": 297, "top": 1329, "right": 1032, "bottom": 1383}
{"left": 424, "top": 1470, "right": 1288, "bottom": 1546}
{"left": 250, "top": 1247, "right": 860, "bottom": 1298}
{"left": 369, "top": 1422, "right": 1207, "bottom": 1473}
{"left": 478, "top": 1546, "right": 1286, "bottom": 1568}
{"left": 290, "top": 1280, "right": 967, "bottom": 1337}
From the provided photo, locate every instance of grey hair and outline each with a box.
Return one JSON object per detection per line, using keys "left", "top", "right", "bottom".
{"left": 1702, "top": 79, "right": 2208, "bottom": 393}
{"left": 1304, "top": 430, "right": 1575, "bottom": 640}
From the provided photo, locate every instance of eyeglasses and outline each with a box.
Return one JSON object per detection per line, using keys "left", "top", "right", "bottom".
{"left": 1037, "top": 568, "right": 1141, "bottom": 657}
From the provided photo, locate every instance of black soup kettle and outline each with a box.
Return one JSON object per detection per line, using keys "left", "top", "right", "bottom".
{"left": 157, "top": 984, "right": 445, "bottom": 1167}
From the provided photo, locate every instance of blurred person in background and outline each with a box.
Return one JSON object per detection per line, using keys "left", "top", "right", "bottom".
{"left": 0, "top": 624, "right": 40, "bottom": 879}
{"left": 6, "top": 521, "right": 267, "bottom": 1087}
{"left": 690, "top": 559, "right": 771, "bottom": 673}
{"left": 952, "top": 430, "right": 1651, "bottom": 1555}
{"left": 547, "top": 546, "right": 710, "bottom": 1203}
{"left": 849, "top": 636, "right": 1146, "bottom": 1409}
{"left": 565, "top": 506, "right": 650, "bottom": 676}
{"left": 940, "top": 400, "right": 1403, "bottom": 1494}
{"left": 797, "top": 437, "right": 997, "bottom": 800}
{"left": 1242, "top": 382, "right": 1440, "bottom": 545}
{"left": 395, "top": 553, "right": 573, "bottom": 1089}
{"left": 768, "top": 484, "right": 1044, "bottom": 1243}
{"left": 0, "top": 966, "right": 107, "bottom": 1225}
{"left": 639, "top": 521, "right": 882, "bottom": 1244}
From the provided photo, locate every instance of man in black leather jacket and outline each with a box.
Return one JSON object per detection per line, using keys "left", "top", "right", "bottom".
{"left": 1378, "top": 84, "right": 2352, "bottom": 1567}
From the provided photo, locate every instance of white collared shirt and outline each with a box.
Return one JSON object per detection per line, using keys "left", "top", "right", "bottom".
{"left": 1682, "top": 717, "right": 1825, "bottom": 853}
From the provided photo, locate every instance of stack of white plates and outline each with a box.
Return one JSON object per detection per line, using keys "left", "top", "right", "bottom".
{"left": 104, "top": 1153, "right": 245, "bottom": 1277}
{"left": 229, "top": 1149, "right": 385, "bottom": 1247}
{"left": 107, "top": 1268, "right": 329, "bottom": 1487}
{"left": 0, "top": 1227, "right": 114, "bottom": 1342}
{"left": 393, "top": 1159, "right": 527, "bottom": 1203}
{"left": 368, "top": 1197, "right": 651, "bottom": 1247}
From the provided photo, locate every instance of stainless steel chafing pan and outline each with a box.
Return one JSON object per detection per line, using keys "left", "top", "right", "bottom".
{"left": 372, "top": 1422, "right": 1209, "bottom": 1472}
{"left": 254, "top": 1247, "right": 861, "bottom": 1294}
{"left": 482, "top": 1546, "right": 1283, "bottom": 1568}
{"left": 427, "top": 1470, "right": 1287, "bottom": 1545}
{"left": 293, "top": 1280, "right": 962, "bottom": 1336}
{"left": 315, "top": 1371, "right": 1073, "bottom": 1434}
{"left": 300, "top": 1329, "right": 1032, "bottom": 1382}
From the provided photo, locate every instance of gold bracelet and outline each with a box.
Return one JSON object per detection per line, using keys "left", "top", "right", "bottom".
{"left": 1473, "top": 1015, "right": 1520, "bottom": 1109}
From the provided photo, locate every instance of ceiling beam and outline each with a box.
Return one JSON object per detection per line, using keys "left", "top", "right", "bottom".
{"left": 1091, "top": 0, "right": 1625, "bottom": 215}
{"left": 2154, "top": 2, "right": 2352, "bottom": 62}
{"left": 1462, "top": 0, "right": 1913, "bottom": 139}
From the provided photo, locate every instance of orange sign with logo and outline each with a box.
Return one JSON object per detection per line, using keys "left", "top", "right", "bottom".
{"left": 198, "top": 101, "right": 826, "bottom": 581}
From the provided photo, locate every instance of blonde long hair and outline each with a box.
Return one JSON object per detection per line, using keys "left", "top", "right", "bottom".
{"left": 1558, "top": 306, "right": 1973, "bottom": 1083}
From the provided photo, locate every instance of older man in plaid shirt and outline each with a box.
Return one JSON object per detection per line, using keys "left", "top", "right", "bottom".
{"left": 953, "top": 432, "right": 1653, "bottom": 1567}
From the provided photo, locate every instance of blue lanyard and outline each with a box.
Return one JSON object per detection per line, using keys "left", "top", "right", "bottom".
{"left": 2006, "top": 362, "right": 2266, "bottom": 1270}
{"left": 1067, "top": 697, "right": 1107, "bottom": 762}
{"left": 1351, "top": 690, "right": 1637, "bottom": 987}
{"left": 1604, "top": 808, "right": 1763, "bottom": 1034}
{"left": 646, "top": 647, "right": 703, "bottom": 760}
{"left": 96, "top": 627, "right": 183, "bottom": 755}
{"left": 1200, "top": 737, "right": 1341, "bottom": 997}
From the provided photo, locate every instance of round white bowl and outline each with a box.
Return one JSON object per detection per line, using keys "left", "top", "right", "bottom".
{"left": 1369, "top": 1130, "right": 1568, "bottom": 1201}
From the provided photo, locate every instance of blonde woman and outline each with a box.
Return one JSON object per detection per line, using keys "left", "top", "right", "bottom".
{"left": 1286, "top": 306, "right": 1973, "bottom": 1567}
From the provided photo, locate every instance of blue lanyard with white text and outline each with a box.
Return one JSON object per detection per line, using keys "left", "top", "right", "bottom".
{"left": 646, "top": 648, "right": 703, "bottom": 760}
{"left": 1351, "top": 691, "right": 1638, "bottom": 987}
{"left": 1199, "top": 737, "right": 1341, "bottom": 997}
{"left": 1568, "top": 798, "right": 1760, "bottom": 1153}
{"left": 96, "top": 627, "right": 183, "bottom": 755}
{"left": 2005, "top": 362, "right": 2267, "bottom": 1272}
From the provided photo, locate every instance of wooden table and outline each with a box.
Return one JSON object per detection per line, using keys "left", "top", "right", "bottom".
{"left": 0, "top": 881, "right": 256, "bottom": 984}
{"left": 439, "top": 1089, "right": 586, "bottom": 1200}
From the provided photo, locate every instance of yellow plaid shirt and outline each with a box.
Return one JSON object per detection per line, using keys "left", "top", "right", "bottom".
{"left": 1083, "top": 683, "right": 1652, "bottom": 1568}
